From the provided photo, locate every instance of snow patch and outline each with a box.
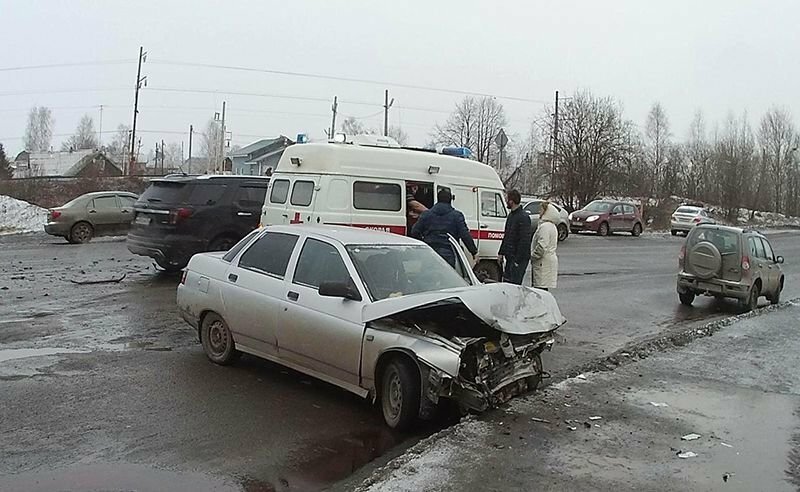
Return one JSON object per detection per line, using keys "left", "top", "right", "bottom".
{"left": 0, "top": 195, "right": 46, "bottom": 235}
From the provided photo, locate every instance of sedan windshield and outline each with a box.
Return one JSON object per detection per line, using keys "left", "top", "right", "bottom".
{"left": 584, "top": 201, "right": 613, "bottom": 213}
{"left": 347, "top": 245, "right": 468, "bottom": 301}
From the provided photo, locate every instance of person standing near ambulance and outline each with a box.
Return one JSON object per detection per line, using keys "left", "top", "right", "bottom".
{"left": 531, "top": 201, "right": 559, "bottom": 290}
{"left": 411, "top": 188, "right": 477, "bottom": 267}
{"left": 498, "top": 190, "right": 532, "bottom": 285}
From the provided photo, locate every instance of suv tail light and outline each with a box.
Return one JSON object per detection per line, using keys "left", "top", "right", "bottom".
{"left": 678, "top": 244, "right": 686, "bottom": 269}
{"left": 49, "top": 210, "right": 61, "bottom": 220}
{"left": 168, "top": 207, "right": 194, "bottom": 225}
{"left": 741, "top": 255, "right": 751, "bottom": 272}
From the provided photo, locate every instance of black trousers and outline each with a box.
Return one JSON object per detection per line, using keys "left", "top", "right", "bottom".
{"left": 503, "top": 257, "right": 529, "bottom": 285}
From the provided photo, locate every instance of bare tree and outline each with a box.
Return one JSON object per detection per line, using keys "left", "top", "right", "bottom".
{"left": 106, "top": 124, "right": 130, "bottom": 164}
{"left": 684, "top": 111, "right": 710, "bottom": 201}
{"left": 202, "top": 119, "right": 223, "bottom": 173}
{"left": 387, "top": 126, "right": 409, "bottom": 146}
{"left": 712, "top": 113, "right": 756, "bottom": 220}
{"left": 553, "top": 90, "right": 633, "bottom": 210}
{"left": 23, "top": 106, "right": 54, "bottom": 152}
{"left": 340, "top": 117, "right": 369, "bottom": 135}
{"left": 62, "top": 114, "right": 98, "bottom": 151}
{"left": 164, "top": 142, "right": 183, "bottom": 171}
{"left": 0, "top": 143, "right": 12, "bottom": 179}
{"left": 758, "top": 107, "right": 797, "bottom": 213}
{"left": 645, "top": 103, "right": 672, "bottom": 197}
{"left": 432, "top": 96, "right": 507, "bottom": 164}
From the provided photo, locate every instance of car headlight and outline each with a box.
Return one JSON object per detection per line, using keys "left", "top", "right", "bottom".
{"left": 568, "top": 213, "right": 573, "bottom": 220}
{"left": 586, "top": 215, "right": 600, "bottom": 222}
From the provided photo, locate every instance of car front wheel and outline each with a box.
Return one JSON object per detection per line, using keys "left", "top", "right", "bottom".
{"left": 557, "top": 224, "right": 569, "bottom": 242}
{"left": 598, "top": 222, "right": 609, "bottom": 236}
{"left": 201, "top": 313, "right": 241, "bottom": 365}
{"left": 380, "top": 359, "right": 420, "bottom": 430}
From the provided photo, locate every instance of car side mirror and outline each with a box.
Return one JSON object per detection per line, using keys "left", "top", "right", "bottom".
{"left": 319, "top": 281, "right": 362, "bottom": 301}
{"left": 776, "top": 256, "right": 785, "bottom": 264}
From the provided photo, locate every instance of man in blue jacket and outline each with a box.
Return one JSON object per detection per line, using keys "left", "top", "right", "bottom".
{"left": 498, "top": 189, "right": 532, "bottom": 285}
{"left": 411, "top": 188, "right": 478, "bottom": 267}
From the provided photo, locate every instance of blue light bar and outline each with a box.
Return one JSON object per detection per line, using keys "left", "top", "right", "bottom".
{"left": 441, "top": 146, "right": 472, "bottom": 158}
{"left": 296, "top": 133, "right": 309, "bottom": 144}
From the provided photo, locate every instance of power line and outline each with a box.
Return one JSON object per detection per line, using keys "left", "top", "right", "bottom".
{"left": 0, "top": 60, "right": 134, "bottom": 73}
{"left": 149, "top": 59, "right": 549, "bottom": 104}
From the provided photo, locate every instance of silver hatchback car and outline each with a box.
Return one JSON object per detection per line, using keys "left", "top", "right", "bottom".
{"left": 671, "top": 205, "right": 715, "bottom": 236}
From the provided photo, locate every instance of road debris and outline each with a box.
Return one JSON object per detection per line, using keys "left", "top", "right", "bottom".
{"left": 681, "top": 433, "right": 701, "bottom": 441}
{"left": 588, "top": 416, "right": 602, "bottom": 421}
{"left": 677, "top": 451, "right": 697, "bottom": 459}
{"left": 720, "top": 442, "right": 734, "bottom": 448}
{"left": 649, "top": 402, "right": 669, "bottom": 407}
{"left": 530, "top": 417, "right": 551, "bottom": 424}
{"left": 568, "top": 426, "right": 577, "bottom": 431}
{"left": 576, "top": 374, "right": 587, "bottom": 380}
{"left": 69, "top": 273, "right": 127, "bottom": 285}
{"left": 722, "top": 473, "right": 733, "bottom": 483}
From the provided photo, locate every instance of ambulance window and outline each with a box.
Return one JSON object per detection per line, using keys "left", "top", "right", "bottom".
{"left": 270, "top": 179, "right": 290, "bottom": 204}
{"left": 481, "top": 191, "right": 507, "bottom": 218}
{"left": 353, "top": 181, "right": 402, "bottom": 211}
{"left": 290, "top": 180, "right": 314, "bottom": 207}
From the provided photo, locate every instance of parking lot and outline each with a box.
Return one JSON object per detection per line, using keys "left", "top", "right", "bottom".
{"left": 1, "top": 230, "right": 798, "bottom": 491}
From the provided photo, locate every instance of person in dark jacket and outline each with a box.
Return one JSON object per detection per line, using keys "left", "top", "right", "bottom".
{"left": 411, "top": 188, "right": 477, "bottom": 267}
{"left": 498, "top": 189, "right": 532, "bottom": 284}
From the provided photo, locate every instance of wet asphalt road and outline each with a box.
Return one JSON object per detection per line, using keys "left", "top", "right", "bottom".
{"left": 0, "top": 230, "right": 798, "bottom": 491}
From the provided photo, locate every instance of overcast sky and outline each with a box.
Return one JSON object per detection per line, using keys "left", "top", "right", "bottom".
{"left": 1, "top": 0, "right": 798, "bottom": 157}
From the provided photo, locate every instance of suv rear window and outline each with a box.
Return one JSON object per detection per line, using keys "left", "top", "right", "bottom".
{"left": 688, "top": 228, "right": 739, "bottom": 255}
{"left": 138, "top": 181, "right": 189, "bottom": 204}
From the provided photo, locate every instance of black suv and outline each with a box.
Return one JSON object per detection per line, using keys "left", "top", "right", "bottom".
{"left": 127, "top": 175, "right": 269, "bottom": 271}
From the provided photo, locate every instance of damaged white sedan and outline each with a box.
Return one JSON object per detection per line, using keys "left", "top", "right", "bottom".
{"left": 177, "top": 225, "right": 565, "bottom": 429}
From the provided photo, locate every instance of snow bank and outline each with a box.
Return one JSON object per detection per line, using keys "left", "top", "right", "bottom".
{"left": 0, "top": 195, "right": 47, "bottom": 235}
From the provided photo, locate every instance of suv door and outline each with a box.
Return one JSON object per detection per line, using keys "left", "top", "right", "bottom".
{"left": 89, "top": 195, "right": 123, "bottom": 235}
{"left": 747, "top": 236, "right": 769, "bottom": 290}
{"left": 221, "top": 231, "right": 299, "bottom": 358}
{"left": 279, "top": 237, "right": 366, "bottom": 387}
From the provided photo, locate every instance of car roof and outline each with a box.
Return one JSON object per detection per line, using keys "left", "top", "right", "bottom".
{"left": 694, "top": 223, "right": 747, "bottom": 234}
{"left": 152, "top": 174, "right": 269, "bottom": 184}
{"left": 265, "top": 224, "right": 425, "bottom": 246}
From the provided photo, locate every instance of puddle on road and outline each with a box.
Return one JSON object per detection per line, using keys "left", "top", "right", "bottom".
{"left": 0, "top": 463, "right": 244, "bottom": 492}
{"left": 0, "top": 347, "right": 89, "bottom": 363}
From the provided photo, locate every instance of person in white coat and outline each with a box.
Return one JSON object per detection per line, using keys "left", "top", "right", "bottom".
{"left": 531, "top": 201, "right": 559, "bottom": 290}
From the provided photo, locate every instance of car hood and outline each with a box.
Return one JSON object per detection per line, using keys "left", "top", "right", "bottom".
{"left": 362, "top": 283, "right": 566, "bottom": 335}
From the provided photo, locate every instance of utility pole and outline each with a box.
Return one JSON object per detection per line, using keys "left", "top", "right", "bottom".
{"left": 551, "top": 90, "right": 560, "bottom": 192}
{"left": 161, "top": 139, "right": 165, "bottom": 174}
{"left": 383, "top": 89, "right": 394, "bottom": 137}
{"left": 188, "top": 125, "right": 193, "bottom": 174}
{"left": 98, "top": 105, "right": 103, "bottom": 147}
{"left": 218, "top": 101, "right": 226, "bottom": 173}
{"left": 330, "top": 96, "right": 338, "bottom": 139}
{"left": 129, "top": 46, "right": 147, "bottom": 175}
{"left": 154, "top": 142, "right": 159, "bottom": 176}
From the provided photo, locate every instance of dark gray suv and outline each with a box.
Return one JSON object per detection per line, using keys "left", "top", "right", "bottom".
{"left": 677, "top": 225, "right": 785, "bottom": 311}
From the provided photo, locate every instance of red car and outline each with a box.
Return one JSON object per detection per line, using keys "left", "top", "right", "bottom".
{"left": 569, "top": 200, "right": 643, "bottom": 237}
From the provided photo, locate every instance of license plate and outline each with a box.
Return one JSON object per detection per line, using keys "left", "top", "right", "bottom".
{"left": 573, "top": 221, "right": 582, "bottom": 226}
{"left": 134, "top": 215, "right": 150, "bottom": 225}
{"left": 697, "top": 281, "right": 716, "bottom": 291}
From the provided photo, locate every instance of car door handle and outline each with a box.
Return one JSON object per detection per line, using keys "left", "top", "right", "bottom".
{"left": 287, "top": 291, "right": 299, "bottom": 301}
{"left": 228, "top": 273, "right": 238, "bottom": 283}
{"left": 237, "top": 212, "right": 253, "bottom": 217}
{"left": 89, "top": 210, "right": 97, "bottom": 214}
{"left": 121, "top": 209, "right": 130, "bottom": 213}
{"left": 480, "top": 225, "right": 488, "bottom": 229}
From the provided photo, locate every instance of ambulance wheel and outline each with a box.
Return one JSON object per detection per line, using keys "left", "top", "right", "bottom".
{"left": 474, "top": 260, "right": 501, "bottom": 283}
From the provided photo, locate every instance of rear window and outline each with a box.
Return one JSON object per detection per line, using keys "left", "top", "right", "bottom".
{"left": 291, "top": 181, "right": 314, "bottom": 207}
{"left": 187, "top": 184, "right": 227, "bottom": 206}
{"left": 353, "top": 181, "right": 402, "bottom": 211}
{"left": 138, "top": 181, "right": 188, "bottom": 204}
{"left": 688, "top": 228, "right": 739, "bottom": 255}
{"left": 676, "top": 207, "right": 700, "bottom": 214}
{"left": 270, "top": 179, "right": 290, "bottom": 204}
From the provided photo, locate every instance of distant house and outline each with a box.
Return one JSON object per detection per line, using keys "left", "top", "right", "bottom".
{"left": 14, "top": 149, "right": 123, "bottom": 178}
{"left": 231, "top": 136, "right": 293, "bottom": 176}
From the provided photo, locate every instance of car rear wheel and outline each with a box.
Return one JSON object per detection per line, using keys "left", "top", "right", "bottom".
{"left": 632, "top": 223, "right": 642, "bottom": 237}
{"left": 739, "top": 283, "right": 760, "bottom": 312}
{"left": 598, "top": 222, "right": 609, "bottom": 236}
{"left": 380, "top": 359, "right": 420, "bottom": 430}
{"left": 201, "top": 313, "right": 240, "bottom": 365}
{"left": 679, "top": 292, "right": 695, "bottom": 306}
{"left": 671, "top": 230, "right": 677, "bottom": 236}
{"left": 208, "top": 235, "right": 237, "bottom": 252}
{"left": 557, "top": 224, "right": 569, "bottom": 242}
{"left": 69, "top": 222, "right": 94, "bottom": 244}
{"left": 155, "top": 257, "right": 188, "bottom": 273}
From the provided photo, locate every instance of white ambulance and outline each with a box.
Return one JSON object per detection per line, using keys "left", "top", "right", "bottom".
{"left": 260, "top": 135, "right": 508, "bottom": 280}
